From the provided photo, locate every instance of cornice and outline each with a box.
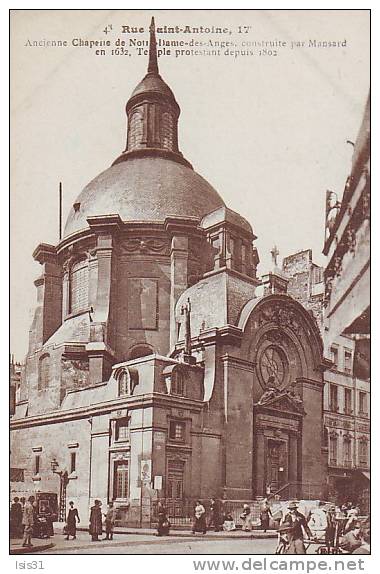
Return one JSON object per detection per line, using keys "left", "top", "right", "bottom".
{"left": 10, "top": 393, "right": 205, "bottom": 430}
{"left": 220, "top": 354, "right": 256, "bottom": 372}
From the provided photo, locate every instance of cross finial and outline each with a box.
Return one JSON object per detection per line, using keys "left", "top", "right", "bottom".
{"left": 148, "top": 17, "right": 159, "bottom": 74}
{"left": 270, "top": 245, "right": 279, "bottom": 267}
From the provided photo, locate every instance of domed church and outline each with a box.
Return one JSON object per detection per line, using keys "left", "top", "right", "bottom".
{"left": 11, "top": 19, "right": 328, "bottom": 526}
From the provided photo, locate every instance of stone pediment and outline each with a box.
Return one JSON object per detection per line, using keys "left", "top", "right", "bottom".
{"left": 255, "top": 389, "right": 304, "bottom": 415}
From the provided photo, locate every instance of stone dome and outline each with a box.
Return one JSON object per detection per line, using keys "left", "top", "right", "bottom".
{"left": 64, "top": 156, "right": 225, "bottom": 238}
{"left": 130, "top": 73, "right": 176, "bottom": 102}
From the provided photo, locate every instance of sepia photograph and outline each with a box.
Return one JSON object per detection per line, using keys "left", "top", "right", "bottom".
{"left": 9, "top": 8, "right": 370, "bottom": 558}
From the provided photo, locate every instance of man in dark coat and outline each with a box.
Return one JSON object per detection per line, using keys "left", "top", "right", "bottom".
{"left": 281, "top": 501, "right": 312, "bottom": 554}
{"left": 260, "top": 498, "right": 272, "bottom": 533}
{"left": 156, "top": 502, "right": 170, "bottom": 536}
{"left": 66, "top": 501, "right": 80, "bottom": 540}
{"left": 10, "top": 497, "right": 23, "bottom": 537}
{"left": 208, "top": 498, "right": 221, "bottom": 532}
{"left": 89, "top": 500, "right": 102, "bottom": 541}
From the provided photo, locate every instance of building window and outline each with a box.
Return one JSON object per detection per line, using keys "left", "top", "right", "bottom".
{"left": 359, "top": 391, "right": 368, "bottom": 415}
{"left": 359, "top": 439, "right": 368, "bottom": 466}
{"left": 344, "top": 349, "right": 352, "bottom": 374}
{"left": 117, "top": 367, "right": 138, "bottom": 397}
{"left": 171, "top": 370, "right": 184, "bottom": 396}
{"left": 34, "top": 455, "right": 40, "bottom": 475}
{"left": 329, "top": 435, "right": 337, "bottom": 465}
{"left": 343, "top": 438, "right": 352, "bottom": 466}
{"left": 344, "top": 388, "right": 352, "bottom": 414}
{"left": 115, "top": 418, "right": 130, "bottom": 441}
{"left": 160, "top": 111, "right": 174, "bottom": 150}
{"left": 69, "top": 259, "right": 89, "bottom": 314}
{"left": 38, "top": 354, "right": 50, "bottom": 391}
{"left": 313, "top": 266, "right": 324, "bottom": 284}
{"left": 113, "top": 461, "right": 129, "bottom": 500}
{"left": 330, "top": 346, "right": 339, "bottom": 369}
{"left": 118, "top": 371, "right": 129, "bottom": 396}
{"left": 128, "top": 111, "right": 144, "bottom": 149}
{"left": 70, "top": 452, "right": 76, "bottom": 473}
{"left": 169, "top": 421, "right": 185, "bottom": 442}
{"left": 330, "top": 384, "right": 338, "bottom": 412}
{"left": 167, "top": 459, "right": 184, "bottom": 499}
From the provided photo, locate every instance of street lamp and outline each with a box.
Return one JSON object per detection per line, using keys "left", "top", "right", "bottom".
{"left": 50, "top": 457, "right": 70, "bottom": 522}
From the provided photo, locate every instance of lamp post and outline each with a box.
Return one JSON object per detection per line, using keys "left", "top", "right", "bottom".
{"left": 50, "top": 457, "right": 70, "bottom": 522}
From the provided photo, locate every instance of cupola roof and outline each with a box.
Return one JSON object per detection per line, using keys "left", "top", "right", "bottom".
{"left": 62, "top": 17, "right": 226, "bottom": 239}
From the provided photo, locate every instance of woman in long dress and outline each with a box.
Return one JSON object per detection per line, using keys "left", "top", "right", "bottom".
{"left": 66, "top": 501, "right": 80, "bottom": 540}
{"left": 157, "top": 502, "right": 170, "bottom": 536}
{"left": 192, "top": 500, "right": 207, "bottom": 534}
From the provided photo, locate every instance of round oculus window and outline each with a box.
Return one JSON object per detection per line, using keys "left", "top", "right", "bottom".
{"left": 259, "top": 346, "right": 287, "bottom": 387}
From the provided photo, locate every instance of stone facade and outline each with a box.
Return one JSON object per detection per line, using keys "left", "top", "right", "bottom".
{"left": 282, "top": 248, "right": 370, "bottom": 511}
{"left": 10, "top": 19, "right": 329, "bottom": 525}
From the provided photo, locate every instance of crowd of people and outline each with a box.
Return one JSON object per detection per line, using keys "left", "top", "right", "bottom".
{"left": 10, "top": 494, "right": 370, "bottom": 554}
{"left": 277, "top": 499, "right": 370, "bottom": 555}
{"left": 10, "top": 495, "right": 54, "bottom": 547}
{"left": 156, "top": 497, "right": 275, "bottom": 536}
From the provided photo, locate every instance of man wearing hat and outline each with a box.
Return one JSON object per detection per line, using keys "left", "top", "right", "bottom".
{"left": 280, "top": 501, "right": 312, "bottom": 554}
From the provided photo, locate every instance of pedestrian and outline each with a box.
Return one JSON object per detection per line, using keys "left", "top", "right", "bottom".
{"left": 103, "top": 502, "right": 116, "bottom": 540}
{"left": 307, "top": 501, "right": 327, "bottom": 540}
{"left": 260, "top": 498, "right": 272, "bottom": 533}
{"left": 192, "top": 500, "right": 207, "bottom": 534}
{"left": 66, "top": 501, "right": 80, "bottom": 540}
{"left": 281, "top": 500, "right": 312, "bottom": 554}
{"left": 208, "top": 498, "right": 221, "bottom": 532}
{"left": 156, "top": 502, "right": 170, "bottom": 536}
{"left": 89, "top": 499, "right": 103, "bottom": 542}
{"left": 10, "top": 497, "right": 23, "bottom": 537}
{"left": 345, "top": 506, "right": 359, "bottom": 533}
{"left": 325, "top": 504, "right": 337, "bottom": 552}
{"left": 21, "top": 496, "right": 35, "bottom": 548}
{"left": 240, "top": 504, "right": 252, "bottom": 532}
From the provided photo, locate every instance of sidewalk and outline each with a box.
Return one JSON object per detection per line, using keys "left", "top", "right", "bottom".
{"left": 10, "top": 539, "right": 55, "bottom": 555}
{"left": 84, "top": 526, "right": 278, "bottom": 539}
{"left": 10, "top": 528, "right": 277, "bottom": 554}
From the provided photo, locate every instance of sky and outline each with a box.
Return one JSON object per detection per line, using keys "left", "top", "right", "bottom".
{"left": 10, "top": 9, "right": 369, "bottom": 361}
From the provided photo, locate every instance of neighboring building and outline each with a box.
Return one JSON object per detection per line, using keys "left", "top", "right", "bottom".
{"left": 10, "top": 356, "right": 23, "bottom": 416}
{"left": 323, "top": 94, "right": 370, "bottom": 347}
{"left": 323, "top": 93, "right": 370, "bottom": 512}
{"left": 10, "top": 20, "right": 329, "bottom": 526}
{"left": 282, "top": 249, "right": 370, "bottom": 511}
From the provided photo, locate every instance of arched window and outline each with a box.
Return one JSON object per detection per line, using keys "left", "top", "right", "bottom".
{"left": 117, "top": 367, "right": 139, "bottom": 397}
{"left": 69, "top": 259, "right": 89, "bottom": 314}
{"left": 118, "top": 371, "right": 129, "bottom": 397}
{"left": 38, "top": 354, "right": 50, "bottom": 391}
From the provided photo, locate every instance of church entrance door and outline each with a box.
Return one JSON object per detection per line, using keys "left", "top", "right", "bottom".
{"left": 267, "top": 440, "right": 287, "bottom": 493}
